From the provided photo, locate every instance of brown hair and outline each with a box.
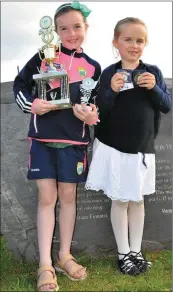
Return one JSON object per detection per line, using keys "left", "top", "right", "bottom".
{"left": 54, "top": 3, "right": 87, "bottom": 31}
{"left": 113, "top": 17, "right": 148, "bottom": 43}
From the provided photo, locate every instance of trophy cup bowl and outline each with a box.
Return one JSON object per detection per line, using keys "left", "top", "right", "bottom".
{"left": 33, "top": 16, "right": 72, "bottom": 109}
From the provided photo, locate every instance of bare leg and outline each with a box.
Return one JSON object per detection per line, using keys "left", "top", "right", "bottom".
{"left": 58, "top": 182, "right": 86, "bottom": 279}
{"left": 37, "top": 179, "right": 58, "bottom": 291}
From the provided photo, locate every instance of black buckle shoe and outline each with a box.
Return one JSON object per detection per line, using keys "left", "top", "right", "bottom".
{"left": 118, "top": 252, "right": 140, "bottom": 276}
{"left": 130, "top": 251, "right": 152, "bottom": 273}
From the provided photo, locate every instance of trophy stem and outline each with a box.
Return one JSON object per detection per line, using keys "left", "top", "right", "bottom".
{"left": 43, "top": 81, "right": 47, "bottom": 100}
{"left": 40, "top": 80, "right": 47, "bottom": 100}
{"left": 37, "top": 81, "right": 41, "bottom": 100}
{"left": 61, "top": 75, "right": 70, "bottom": 100}
{"left": 48, "top": 60, "right": 56, "bottom": 71}
{"left": 41, "top": 81, "right": 44, "bottom": 99}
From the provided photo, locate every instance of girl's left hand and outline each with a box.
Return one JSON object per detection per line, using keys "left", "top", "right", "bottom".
{"left": 72, "top": 103, "right": 98, "bottom": 125}
{"left": 137, "top": 72, "right": 156, "bottom": 89}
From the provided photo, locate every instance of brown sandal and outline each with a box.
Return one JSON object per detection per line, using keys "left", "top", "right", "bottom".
{"left": 54, "top": 254, "right": 87, "bottom": 281}
{"left": 37, "top": 265, "right": 59, "bottom": 291}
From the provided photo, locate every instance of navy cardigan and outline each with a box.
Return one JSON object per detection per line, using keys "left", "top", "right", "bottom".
{"left": 95, "top": 60, "right": 171, "bottom": 154}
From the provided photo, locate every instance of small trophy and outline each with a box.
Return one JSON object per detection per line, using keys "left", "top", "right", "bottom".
{"left": 33, "top": 16, "right": 72, "bottom": 109}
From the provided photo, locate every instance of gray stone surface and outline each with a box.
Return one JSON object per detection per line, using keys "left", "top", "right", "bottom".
{"left": 1, "top": 82, "right": 14, "bottom": 103}
{"left": 1, "top": 81, "right": 172, "bottom": 262}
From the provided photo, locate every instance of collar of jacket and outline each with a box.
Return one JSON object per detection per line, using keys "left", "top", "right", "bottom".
{"left": 115, "top": 59, "right": 145, "bottom": 70}
{"left": 57, "top": 45, "right": 84, "bottom": 58}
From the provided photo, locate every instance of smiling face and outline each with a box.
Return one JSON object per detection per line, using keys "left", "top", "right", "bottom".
{"left": 113, "top": 23, "right": 147, "bottom": 65}
{"left": 55, "top": 10, "right": 88, "bottom": 51}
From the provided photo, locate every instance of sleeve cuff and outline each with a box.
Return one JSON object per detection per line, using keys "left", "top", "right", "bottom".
{"left": 31, "top": 98, "right": 39, "bottom": 114}
{"left": 108, "top": 88, "right": 118, "bottom": 97}
{"left": 151, "top": 84, "right": 162, "bottom": 96}
{"left": 85, "top": 112, "right": 99, "bottom": 126}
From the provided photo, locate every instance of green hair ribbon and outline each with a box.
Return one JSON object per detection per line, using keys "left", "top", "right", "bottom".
{"left": 71, "top": 1, "right": 91, "bottom": 17}
{"left": 56, "top": 1, "right": 91, "bottom": 17}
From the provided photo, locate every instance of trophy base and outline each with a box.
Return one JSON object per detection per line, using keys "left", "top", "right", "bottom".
{"left": 50, "top": 98, "right": 72, "bottom": 109}
{"left": 33, "top": 70, "right": 67, "bottom": 81}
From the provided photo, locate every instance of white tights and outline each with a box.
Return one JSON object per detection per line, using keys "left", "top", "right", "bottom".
{"left": 110, "top": 199, "right": 145, "bottom": 259}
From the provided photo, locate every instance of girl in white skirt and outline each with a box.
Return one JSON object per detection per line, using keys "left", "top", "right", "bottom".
{"left": 86, "top": 17, "right": 171, "bottom": 276}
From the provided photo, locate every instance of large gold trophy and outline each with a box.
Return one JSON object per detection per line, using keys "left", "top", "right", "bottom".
{"left": 33, "top": 16, "right": 72, "bottom": 109}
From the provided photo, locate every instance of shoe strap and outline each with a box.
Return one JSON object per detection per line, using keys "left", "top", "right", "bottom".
{"left": 118, "top": 252, "right": 135, "bottom": 268}
{"left": 131, "top": 251, "right": 145, "bottom": 260}
{"left": 118, "top": 251, "right": 131, "bottom": 256}
{"left": 38, "top": 265, "right": 56, "bottom": 278}
{"left": 57, "top": 254, "right": 76, "bottom": 270}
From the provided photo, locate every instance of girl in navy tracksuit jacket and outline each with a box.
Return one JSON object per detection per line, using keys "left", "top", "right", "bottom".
{"left": 13, "top": 2, "right": 101, "bottom": 291}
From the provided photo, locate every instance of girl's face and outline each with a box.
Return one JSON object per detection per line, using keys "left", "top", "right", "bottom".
{"left": 56, "top": 10, "right": 88, "bottom": 51}
{"left": 113, "top": 24, "right": 146, "bottom": 64}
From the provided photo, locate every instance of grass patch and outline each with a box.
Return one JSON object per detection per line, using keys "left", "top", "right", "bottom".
{"left": 0, "top": 236, "right": 172, "bottom": 291}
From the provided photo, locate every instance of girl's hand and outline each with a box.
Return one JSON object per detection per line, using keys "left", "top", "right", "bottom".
{"left": 32, "top": 99, "right": 59, "bottom": 115}
{"left": 111, "top": 73, "right": 125, "bottom": 92}
{"left": 137, "top": 72, "right": 156, "bottom": 89}
{"left": 73, "top": 103, "right": 98, "bottom": 125}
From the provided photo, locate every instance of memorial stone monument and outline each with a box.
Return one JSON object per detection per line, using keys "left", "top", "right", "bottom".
{"left": 1, "top": 79, "right": 172, "bottom": 262}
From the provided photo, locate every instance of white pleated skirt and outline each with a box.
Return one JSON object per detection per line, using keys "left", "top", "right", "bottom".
{"left": 85, "top": 138, "right": 156, "bottom": 202}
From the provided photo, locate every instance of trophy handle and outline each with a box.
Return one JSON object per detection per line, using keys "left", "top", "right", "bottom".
{"left": 41, "top": 30, "right": 54, "bottom": 44}
{"left": 38, "top": 49, "right": 44, "bottom": 61}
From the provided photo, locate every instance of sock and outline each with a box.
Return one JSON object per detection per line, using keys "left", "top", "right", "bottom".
{"left": 128, "top": 200, "right": 145, "bottom": 253}
{"left": 110, "top": 200, "right": 130, "bottom": 259}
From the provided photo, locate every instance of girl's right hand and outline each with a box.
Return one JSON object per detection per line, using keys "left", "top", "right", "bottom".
{"left": 31, "top": 99, "right": 59, "bottom": 115}
{"left": 111, "top": 73, "right": 124, "bottom": 92}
